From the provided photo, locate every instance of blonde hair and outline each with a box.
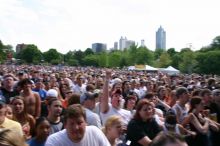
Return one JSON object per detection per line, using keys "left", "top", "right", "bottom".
{"left": 0, "top": 128, "right": 28, "bottom": 146}
{"left": 102, "top": 115, "right": 122, "bottom": 135}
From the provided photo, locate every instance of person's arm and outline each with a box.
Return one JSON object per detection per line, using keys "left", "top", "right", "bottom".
{"left": 34, "top": 93, "right": 41, "bottom": 118}
{"left": 191, "top": 114, "right": 209, "bottom": 134}
{"left": 178, "top": 124, "right": 196, "bottom": 136}
{"left": 138, "top": 136, "right": 152, "bottom": 146}
{"left": 100, "top": 70, "right": 111, "bottom": 113}
{"left": 206, "top": 118, "right": 219, "bottom": 132}
{"left": 156, "top": 97, "right": 171, "bottom": 111}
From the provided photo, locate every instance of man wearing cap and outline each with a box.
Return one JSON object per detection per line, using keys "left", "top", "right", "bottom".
{"left": 0, "top": 74, "right": 19, "bottom": 104}
{"left": 0, "top": 97, "right": 23, "bottom": 136}
{"left": 80, "top": 92, "right": 102, "bottom": 128}
{"left": 41, "top": 89, "right": 58, "bottom": 117}
{"left": 100, "top": 70, "right": 132, "bottom": 125}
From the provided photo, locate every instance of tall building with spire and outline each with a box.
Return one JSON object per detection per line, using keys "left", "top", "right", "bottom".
{"left": 156, "top": 26, "right": 166, "bottom": 50}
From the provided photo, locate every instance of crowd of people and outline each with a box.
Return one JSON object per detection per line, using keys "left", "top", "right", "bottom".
{"left": 0, "top": 64, "right": 220, "bottom": 146}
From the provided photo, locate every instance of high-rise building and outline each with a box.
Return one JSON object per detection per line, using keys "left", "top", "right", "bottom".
{"left": 119, "top": 36, "right": 127, "bottom": 50}
{"left": 92, "top": 43, "right": 107, "bottom": 53}
{"left": 156, "top": 26, "right": 166, "bottom": 50}
{"left": 119, "top": 36, "right": 135, "bottom": 50}
{"left": 114, "top": 42, "right": 118, "bottom": 50}
{"left": 141, "top": 39, "right": 145, "bottom": 47}
{"left": 16, "top": 43, "right": 27, "bottom": 54}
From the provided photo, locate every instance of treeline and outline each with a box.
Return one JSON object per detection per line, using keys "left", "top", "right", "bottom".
{"left": 0, "top": 36, "right": 220, "bottom": 74}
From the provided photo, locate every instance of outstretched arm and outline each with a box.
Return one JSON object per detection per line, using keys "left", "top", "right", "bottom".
{"left": 100, "top": 69, "right": 111, "bottom": 113}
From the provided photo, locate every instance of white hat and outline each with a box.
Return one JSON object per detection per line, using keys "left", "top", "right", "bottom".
{"left": 46, "top": 89, "right": 58, "bottom": 98}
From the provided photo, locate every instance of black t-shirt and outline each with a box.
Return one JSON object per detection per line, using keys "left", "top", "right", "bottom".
{"left": 0, "top": 87, "right": 19, "bottom": 104}
{"left": 127, "top": 118, "right": 161, "bottom": 146}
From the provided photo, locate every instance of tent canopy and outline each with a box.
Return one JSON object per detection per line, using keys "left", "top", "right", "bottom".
{"left": 128, "top": 65, "right": 158, "bottom": 71}
{"left": 164, "top": 66, "right": 180, "bottom": 74}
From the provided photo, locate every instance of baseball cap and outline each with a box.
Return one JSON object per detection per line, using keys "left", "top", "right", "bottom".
{"left": 46, "top": 89, "right": 58, "bottom": 98}
{"left": 80, "top": 92, "right": 98, "bottom": 104}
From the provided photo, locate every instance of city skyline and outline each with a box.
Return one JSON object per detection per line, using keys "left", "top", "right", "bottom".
{"left": 1, "top": 0, "right": 220, "bottom": 53}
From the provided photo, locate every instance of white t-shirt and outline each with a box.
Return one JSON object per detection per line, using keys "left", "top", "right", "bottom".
{"left": 100, "top": 104, "right": 132, "bottom": 125}
{"left": 85, "top": 108, "right": 102, "bottom": 128}
{"left": 45, "top": 126, "right": 110, "bottom": 146}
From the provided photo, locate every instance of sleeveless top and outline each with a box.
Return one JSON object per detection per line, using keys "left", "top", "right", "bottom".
{"left": 162, "top": 124, "right": 181, "bottom": 135}
{"left": 188, "top": 113, "right": 210, "bottom": 146}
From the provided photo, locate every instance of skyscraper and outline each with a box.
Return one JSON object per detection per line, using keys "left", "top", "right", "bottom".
{"left": 156, "top": 26, "right": 166, "bottom": 50}
{"left": 92, "top": 43, "right": 107, "bottom": 53}
{"left": 119, "top": 36, "right": 135, "bottom": 50}
{"left": 114, "top": 42, "right": 118, "bottom": 50}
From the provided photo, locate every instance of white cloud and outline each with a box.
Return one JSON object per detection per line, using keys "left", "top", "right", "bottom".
{"left": 0, "top": 0, "right": 220, "bottom": 53}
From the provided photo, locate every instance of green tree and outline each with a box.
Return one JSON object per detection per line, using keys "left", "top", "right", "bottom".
{"left": 43, "top": 48, "right": 61, "bottom": 63}
{"left": 211, "top": 36, "right": 220, "bottom": 49}
{"left": 83, "top": 55, "right": 98, "bottom": 66}
{"left": 84, "top": 48, "right": 94, "bottom": 56}
{"left": 195, "top": 51, "right": 220, "bottom": 74}
{"left": 154, "top": 48, "right": 165, "bottom": 59}
{"left": 74, "top": 50, "right": 84, "bottom": 65}
{"left": 17, "top": 44, "right": 42, "bottom": 63}
{"left": 108, "top": 52, "right": 121, "bottom": 67}
{"left": 167, "top": 48, "right": 177, "bottom": 57}
{"left": 156, "top": 52, "right": 172, "bottom": 68}
{"left": 135, "top": 47, "right": 154, "bottom": 65}
{"left": 178, "top": 51, "right": 197, "bottom": 73}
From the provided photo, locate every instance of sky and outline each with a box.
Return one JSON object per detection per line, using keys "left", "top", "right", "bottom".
{"left": 0, "top": 0, "right": 220, "bottom": 53}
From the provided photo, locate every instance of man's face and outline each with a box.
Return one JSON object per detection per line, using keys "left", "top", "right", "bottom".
{"left": 65, "top": 116, "right": 86, "bottom": 142}
{"left": 111, "top": 94, "right": 122, "bottom": 109}
{"left": 49, "top": 100, "right": 62, "bottom": 117}
{"left": 3, "top": 77, "right": 14, "bottom": 88}
{"left": 204, "top": 92, "right": 213, "bottom": 104}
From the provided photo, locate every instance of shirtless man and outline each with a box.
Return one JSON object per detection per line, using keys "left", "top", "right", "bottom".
{"left": 18, "top": 79, "right": 41, "bottom": 118}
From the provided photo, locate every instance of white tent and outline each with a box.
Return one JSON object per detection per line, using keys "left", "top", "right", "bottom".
{"left": 164, "top": 66, "right": 180, "bottom": 74}
{"left": 128, "top": 66, "right": 135, "bottom": 70}
{"left": 145, "top": 65, "right": 158, "bottom": 71}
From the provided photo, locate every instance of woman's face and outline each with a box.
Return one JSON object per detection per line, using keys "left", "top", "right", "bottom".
{"left": 195, "top": 101, "right": 204, "bottom": 112}
{"left": 139, "top": 104, "right": 154, "bottom": 121}
{"left": 107, "top": 122, "right": 123, "bottom": 139}
{"left": 36, "top": 120, "right": 51, "bottom": 139}
{"left": 126, "top": 97, "right": 136, "bottom": 110}
{"left": 12, "top": 99, "right": 24, "bottom": 114}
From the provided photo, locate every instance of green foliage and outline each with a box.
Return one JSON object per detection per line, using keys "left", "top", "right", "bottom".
{"left": 178, "top": 50, "right": 197, "bottom": 73}
{"left": 167, "top": 48, "right": 177, "bottom": 57}
{"left": 154, "top": 48, "right": 165, "bottom": 59}
{"left": 108, "top": 51, "right": 121, "bottom": 67}
{"left": 82, "top": 55, "right": 98, "bottom": 66}
{"left": 156, "top": 52, "right": 172, "bottom": 68}
{"left": 211, "top": 36, "right": 220, "bottom": 49}
{"left": 195, "top": 51, "right": 220, "bottom": 74}
{"left": 43, "top": 48, "right": 61, "bottom": 63}
{"left": 17, "top": 44, "right": 42, "bottom": 63}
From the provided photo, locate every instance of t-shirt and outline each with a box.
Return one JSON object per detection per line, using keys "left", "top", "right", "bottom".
{"left": 85, "top": 108, "right": 102, "bottom": 128}
{"left": 27, "top": 137, "right": 45, "bottom": 146}
{"left": 100, "top": 104, "right": 132, "bottom": 125}
{"left": 127, "top": 118, "right": 161, "bottom": 146}
{"left": 45, "top": 126, "right": 110, "bottom": 146}
{"left": 0, "top": 117, "right": 23, "bottom": 136}
{"left": 49, "top": 120, "right": 63, "bottom": 135}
